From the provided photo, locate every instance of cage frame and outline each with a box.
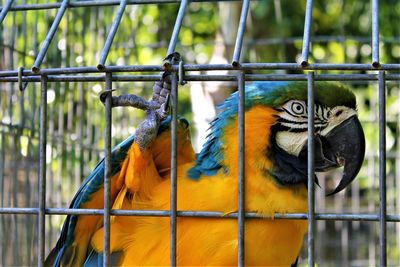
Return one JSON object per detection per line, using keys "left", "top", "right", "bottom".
{"left": 1, "top": 0, "right": 400, "bottom": 266}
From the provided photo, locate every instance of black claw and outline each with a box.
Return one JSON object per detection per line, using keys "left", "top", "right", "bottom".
{"left": 99, "top": 89, "right": 115, "bottom": 103}
{"left": 163, "top": 52, "right": 181, "bottom": 70}
{"left": 163, "top": 93, "right": 170, "bottom": 113}
{"left": 162, "top": 71, "right": 171, "bottom": 80}
{"left": 163, "top": 52, "right": 181, "bottom": 63}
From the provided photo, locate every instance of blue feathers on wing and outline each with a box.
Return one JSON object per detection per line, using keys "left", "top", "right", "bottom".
{"left": 50, "top": 133, "right": 135, "bottom": 266}
{"left": 48, "top": 116, "right": 178, "bottom": 267}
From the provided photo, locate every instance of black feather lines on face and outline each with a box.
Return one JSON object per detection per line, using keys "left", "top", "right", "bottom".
{"left": 262, "top": 125, "right": 310, "bottom": 187}
{"left": 261, "top": 108, "right": 320, "bottom": 187}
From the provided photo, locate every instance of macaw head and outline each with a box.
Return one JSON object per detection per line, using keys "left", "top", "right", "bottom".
{"left": 188, "top": 81, "right": 365, "bottom": 195}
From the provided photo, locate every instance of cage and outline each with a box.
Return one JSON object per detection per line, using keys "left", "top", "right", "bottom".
{"left": 0, "top": 0, "right": 399, "bottom": 266}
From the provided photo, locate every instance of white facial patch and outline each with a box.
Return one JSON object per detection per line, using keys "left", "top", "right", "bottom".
{"left": 276, "top": 131, "right": 308, "bottom": 156}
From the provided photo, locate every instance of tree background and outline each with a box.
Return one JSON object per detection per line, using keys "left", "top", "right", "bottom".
{"left": 0, "top": 0, "right": 399, "bottom": 266}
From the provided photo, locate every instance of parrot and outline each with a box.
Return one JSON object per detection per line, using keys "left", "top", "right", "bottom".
{"left": 46, "top": 81, "right": 365, "bottom": 267}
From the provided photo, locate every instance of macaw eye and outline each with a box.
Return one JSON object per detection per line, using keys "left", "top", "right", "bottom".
{"left": 290, "top": 102, "right": 305, "bottom": 115}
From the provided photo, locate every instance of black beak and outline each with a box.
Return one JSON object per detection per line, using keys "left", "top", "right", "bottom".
{"left": 299, "top": 115, "right": 365, "bottom": 195}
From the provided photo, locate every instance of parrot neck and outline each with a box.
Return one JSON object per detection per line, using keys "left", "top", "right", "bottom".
{"left": 264, "top": 126, "right": 309, "bottom": 187}
{"left": 187, "top": 104, "right": 309, "bottom": 189}
{"left": 217, "top": 107, "right": 309, "bottom": 215}
{"left": 186, "top": 105, "right": 308, "bottom": 215}
{"left": 218, "top": 107, "right": 309, "bottom": 190}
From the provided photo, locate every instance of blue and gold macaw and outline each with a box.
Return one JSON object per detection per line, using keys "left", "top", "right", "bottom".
{"left": 46, "top": 81, "right": 365, "bottom": 266}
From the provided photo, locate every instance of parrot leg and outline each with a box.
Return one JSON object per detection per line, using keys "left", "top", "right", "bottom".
{"left": 134, "top": 52, "right": 181, "bottom": 150}
{"left": 99, "top": 52, "right": 182, "bottom": 150}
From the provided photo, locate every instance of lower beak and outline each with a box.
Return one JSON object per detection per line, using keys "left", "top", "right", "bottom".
{"left": 299, "top": 115, "right": 365, "bottom": 195}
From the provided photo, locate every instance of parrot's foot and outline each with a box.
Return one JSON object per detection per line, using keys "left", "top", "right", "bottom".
{"left": 100, "top": 52, "right": 182, "bottom": 150}
{"left": 149, "top": 78, "right": 171, "bottom": 121}
{"left": 150, "top": 52, "right": 182, "bottom": 119}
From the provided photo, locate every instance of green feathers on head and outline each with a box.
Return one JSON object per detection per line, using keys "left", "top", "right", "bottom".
{"left": 246, "top": 81, "right": 356, "bottom": 109}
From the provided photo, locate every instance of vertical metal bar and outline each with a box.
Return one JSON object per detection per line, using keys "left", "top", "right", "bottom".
{"left": 11, "top": 134, "right": 19, "bottom": 266}
{"left": 166, "top": 0, "right": 189, "bottom": 55}
{"left": 341, "top": 221, "right": 349, "bottom": 266}
{"left": 58, "top": 6, "right": 68, "bottom": 207}
{"left": 20, "top": 4, "right": 31, "bottom": 260}
{"left": 371, "top": 0, "right": 380, "bottom": 67}
{"left": 47, "top": 109, "right": 54, "bottom": 254}
{"left": 103, "top": 72, "right": 112, "bottom": 267}
{"left": 367, "top": 154, "right": 376, "bottom": 267}
{"left": 378, "top": 70, "right": 387, "bottom": 266}
{"left": 38, "top": 75, "right": 47, "bottom": 267}
{"left": 8, "top": 15, "right": 19, "bottom": 262}
{"left": 307, "top": 71, "right": 315, "bottom": 266}
{"left": 31, "top": 0, "right": 69, "bottom": 73}
{"left": 0, "top": 129, "right": 6, "bottom": 267}
{"left": 397, "top": 88, "right": 400, "bottom": 267}
{"left": 170, "top": 74, "right": 178, "bottom": 267}
{"left": 300, "top": 0, "right": 313, "bottom": 67}
{"left": 97, "top": 0, "right": 127, "bottom": 70}
{"left": 237, "top": 71, "right": 245, "bottom": 267}
{"left": 0, "top": 0, "right": 14, "bottom": 24}
{"left": 231, "top": 0, "right": 250, "bottom": 67}
{"left": 77, "top": 83, "right": 85, "bottom": 184}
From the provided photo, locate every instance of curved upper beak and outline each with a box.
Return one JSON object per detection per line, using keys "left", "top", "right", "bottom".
{"left": 299, "top": 115, "right": 365, "bottom": 195}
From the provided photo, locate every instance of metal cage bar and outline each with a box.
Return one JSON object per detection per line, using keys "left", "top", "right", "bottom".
{"left": 231, "top": 0, "right": 250, "bottom": 66}
{"left": 300, "top": 0, "right": 313, "bottom": 66}
{"left": 1, "top": 73, "right": 400, "bottom": 83}
{"left": 167, "top": 0, "right": 188, "bottom": 55}
{"left": 0, "top": 0, "right": 13, "bottom": 24}
{"left": 1, "top": 63, "right": 400, "bottom": 78}
{"left": 103, "top": 72, "right": 113, "bottom": 267}
{"left": 378, "top": 70, "right": 387, "bottom": 266}
{"left": 97, "top": 0, "right": 128, "bottom": 70}
{"left": 0, "top": 207, "right": 399, "bottom": 221}
{"left": 165, "top": 1, "right": 189, "bottom": 264}
{"left": 170, "top": 74, "right": 178, "bottom": 267}
{"left": 371, "top": 0, "right": 380, "bottom": 67}
{"left": 0, "top": 0, "right": 399, "bottom": 266}
{"left": 307, "top": 71, "right": 316, "bottom": 266}
{"left": 37, "top": 75, "right": 48, "bottom": 267}
{"left": 31, "top": 0, "right": 70, "bottom": 73}
{"left": 237, "top": 71, "right": 246, "bottom": 266}
{"left": 0, "top": 0, "right": 244, "bottom": 12}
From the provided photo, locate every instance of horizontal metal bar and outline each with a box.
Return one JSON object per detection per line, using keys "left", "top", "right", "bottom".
{"left": 0, "top": 208, "right": 399, "bottom": 221}
{"left": 1, "top": 73, "right": 400, "bottom": 83}
{"left": 0, "top": 208, "right": 39, "bottom": 214}
{"left": 1, "top": 0, "right": 241, "bottom": 11}
{"left": 1, "top": 63, "right": 400, "bottom": 77}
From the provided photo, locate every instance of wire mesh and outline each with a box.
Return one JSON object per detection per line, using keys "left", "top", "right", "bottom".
{"left": 0, "top": 0, "right": 399, "bottom": 266}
